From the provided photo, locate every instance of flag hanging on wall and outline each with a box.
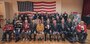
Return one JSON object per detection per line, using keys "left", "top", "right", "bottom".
{"left": 17, "top": 1, "right": 56, "bottom": 13}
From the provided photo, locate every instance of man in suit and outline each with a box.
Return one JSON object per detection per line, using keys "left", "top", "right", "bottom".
{"left": 69, "top": 12, "right": 74, "bottom": 21}
{"left": 31, "top": 19, "right": 37, "bottom": 41}
{"left": 51, "top": 19, "right": 60, "bottom": 41}
{"left": 14, "top": 20, "right": 22, "bottom": 42}
{"left": 59, "top": 18, "right": 67, "bottom": 41}
{"left": 66, "top": 18, "right": 77, "bottom": 42}
{"left": 44, "top": 18, "right": 52, "bottom": 41}
{"left": 62, "top": 12, "right": 68, "bottom": 22}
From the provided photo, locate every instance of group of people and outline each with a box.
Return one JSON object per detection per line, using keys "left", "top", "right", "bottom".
{"left": 1, "top": 12, "right": 87, "bottom": 43}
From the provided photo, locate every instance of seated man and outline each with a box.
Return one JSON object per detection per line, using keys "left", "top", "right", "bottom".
{"left": 51, "top": 19, "right": 60, "bottom": 41}
{"left": 2, "top": 23, "right": 14, "bottom": 42}
{"left": 59, "top": 18, "right": 67, "bottom": 41}
{"left": 66, "top": 18, "right": 77, "bottom": 42}
{"left": 36, "top": 19, "right": 44, "bottom": 40}
{"left": 76, "top": 21, "right": 87, "bottom": 43}
{"left": 14, "top": 20, "right": 22, "bottom": 42}
{"left": 44, "top": 18, "right": 52, "bottom": 41}
{"left": 30, "top": 19, "right": 37, "bottom": 41}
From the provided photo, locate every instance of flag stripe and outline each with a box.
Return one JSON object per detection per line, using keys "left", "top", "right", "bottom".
{"left": 34, "top": 10, "right": 56, "bottom": 12}
{"left": 34, "top": 7, "right": 56, "bottom": 9}
{"left": 34, "top": 3, "right": 56, "bottom": 5}
{"left": 34, "top": 4, "right": 56, "bottom": 6}
{"left": 34, "top": 9, "right": 55, "bottom": 11}
{"left": 33, "top": 2, "right": 56, "bottom": 4}
{"left": 34, "top": 6, "right": 56, "bottom": 8}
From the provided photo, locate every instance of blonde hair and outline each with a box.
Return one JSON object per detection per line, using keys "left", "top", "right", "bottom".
{"left": 79, "top": 21, "right": 84, "bottom": 25}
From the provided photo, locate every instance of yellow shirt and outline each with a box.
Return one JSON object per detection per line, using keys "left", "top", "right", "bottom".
{"left": 36, "top": 24, "right": 44, "bottom": 32}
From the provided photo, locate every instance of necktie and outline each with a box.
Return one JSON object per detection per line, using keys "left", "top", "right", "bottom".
{"left": 62, "top": 24, "right": 64, "bottom": 29}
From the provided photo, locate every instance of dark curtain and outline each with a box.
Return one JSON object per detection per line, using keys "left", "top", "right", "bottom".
{"left": 82, "top": 0, "right": 90, "bottom": 25}
{"left": 82, "top": 0, "right": 90, "bottom": 16}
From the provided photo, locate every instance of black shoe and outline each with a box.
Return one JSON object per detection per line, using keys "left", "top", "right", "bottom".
{"left": 29, "top": 39, "right": 32, "bottom": 41}
{"left": 57, "top": 39, "right": 60, "bottom": 41}
{"left": 62, "top": 38, "right": 65, "bottom": 41}
{"left": 1, "top": 39, "right": 7, "bottom": 42}
{"left": 15, "top": 39, "right": 19, "bottom": 42}
{"left": 8, "top": 40, "right": 11, "bottom": 42}
{"left": 45, "top": 39, "right": 46, "bottom": 41}
{"left": 33, "top": 38, "right": 36, "bottom": 41}
{"left": 54, "top": 38, "right": 56, "bottom": 41}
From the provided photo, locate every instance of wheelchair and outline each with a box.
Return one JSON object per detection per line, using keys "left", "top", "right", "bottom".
{"left": 77, "top": 30, "right": 87, "bottom": 43}
{"left": 65, "top": 27, "right": 77, "bottom": 43}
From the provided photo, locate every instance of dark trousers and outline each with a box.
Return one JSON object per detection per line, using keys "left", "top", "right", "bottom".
{"left": 26, "top": 30, "right": 32, "bottom": 41}
{"left": 15, "top": 29, "right": 20, "bottom": 42}
{"left": 60, "top": 31, "right": 67, "bottom": 41}
{"left": 77, "top": 32, "right": 87, "bottom": 43}
{"left": 44, "top": 29, "right": 53, "bottom": 41}
{"left": 2, "top": 30, "right": 12, "bottom": 41}
{"left": 44, "top": 33, "right": 53, "bottom": 41}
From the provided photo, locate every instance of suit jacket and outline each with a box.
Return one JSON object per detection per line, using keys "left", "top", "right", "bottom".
{"left": 69, "top": 14, "right": 74, "bottom": 21}
{"left": 51, "top": 23, "right": 61, "bottom": 32}
{"left": 62, "top": 13, "right": 68, "bottom": 21}
{"left": 44, "top": 23, "right": 51, "bottom": 33}
{"left": 66, "top": 21, "right": 77, "bottom": 34}
{"left": 59, "top": 23, "right": 67, "bottom": 32}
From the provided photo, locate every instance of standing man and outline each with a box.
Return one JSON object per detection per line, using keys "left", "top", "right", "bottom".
{"left": 62, "top": 12, "right": 68, "bottom": 22}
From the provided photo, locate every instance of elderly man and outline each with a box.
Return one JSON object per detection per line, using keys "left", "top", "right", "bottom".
{"left": 51, "top": 19, "right": 61, "bottom": 41}
{"left": 66, "top": 18, "right": 77, "bottom": 42}
{"left": 44, "top": 18, "right": 52, "bottom": 41}
{"left": 59, "top": 18, "right": 67, "bottom": 41}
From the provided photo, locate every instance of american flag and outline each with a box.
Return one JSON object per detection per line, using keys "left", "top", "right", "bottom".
{"left": 33, "top": 1, "right": 56, "bottom": 13}
{"left": 17, "top": 1, "right": 56, "bottom": 13}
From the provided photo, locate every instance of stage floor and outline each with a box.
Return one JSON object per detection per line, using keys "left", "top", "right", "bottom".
{"left": 0, "top": 41, "right": 82, "bottom": 44}
{"left": 0, "top": 30, "right": 90, "bottom": 44}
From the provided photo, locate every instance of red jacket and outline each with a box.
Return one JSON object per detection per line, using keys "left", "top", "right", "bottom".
{"left": 23, "top": 22, "right": 29, "bottom": 31}
{"left": 76, "top": 24, "right": 87, "bottom": 33}
{"left": 2, "top": 24, "right": 14, "bottom": 31}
